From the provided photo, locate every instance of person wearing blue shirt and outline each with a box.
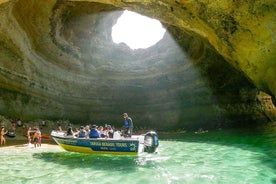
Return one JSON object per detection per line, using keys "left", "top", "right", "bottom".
{"left": 89, "top": 125, "right": 100, "bottom": 138}
{"left": 123, "top": 113, "right": 133, "bottom": 137}
{"left": 78, "top": 126, "right": 86, "bottom": 138}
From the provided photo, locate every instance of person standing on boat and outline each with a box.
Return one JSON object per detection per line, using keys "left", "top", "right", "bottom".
{"left": 123, "top": 113, "right": 133, "bottom": 138}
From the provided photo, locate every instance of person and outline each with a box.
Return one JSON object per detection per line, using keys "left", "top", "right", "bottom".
{"left": 33, "top": 128, "right": 40, "bottom": 148}
{"left": 89, "top": 125, "right": 99, "bottom": 138}
{"left": 11, "top": 121, "right": 16, "bottom": 132}
{"left": 37, "top": 128, "right": 42, "bottom": 147}
{"left": 57, "top": 124, "right": 63, "bottom": 132}
{"left": 84, "top": 125, "right": 90, "bottom": 137}
{"left": 17, "top": 119, "right": 22, "bottom": 127}
{"left": 78, "top": 126, "right": 86, "bottom": 138}
{"left": 123, "top": 113, "right": 133, "bottom": 137}
{"left": 106, "top": 125, "right": 114, "bottom": 138}
{"left": 41, "top": 121, "right": 46, "bottom": 126}
{"left": 26, "top": 127, "right": 32, "bottom": 145}
{"left": 66, "top": 126, "right": 74, "bottom": 136}
{"left": 98, "top": 126, "right": 106, "bottom": 138}
{"left": 1, "top": 126, "right": 8, "bottom": 146}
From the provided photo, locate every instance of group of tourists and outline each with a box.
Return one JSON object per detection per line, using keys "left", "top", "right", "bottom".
{"left": 0, "top": 118, "right": 43, "bottom": 147}
{"left": 1, "top": 125, "right": 42, "bottom": 148}
{"left": 27, "top": 126, "right": 42, "bottom": 148}
{"left": 65, "top": 124, "right": 115, "bottom": 139}
{"left": 0, "top": 119, "right": 20, "bottom": 146}
{"left": 58, "top": 112, "right": 134, "bottom": 139}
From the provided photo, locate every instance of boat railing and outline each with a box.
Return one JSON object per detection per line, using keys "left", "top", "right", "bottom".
{"left": 51, "top": 130, "right": 142, "bottom": 141}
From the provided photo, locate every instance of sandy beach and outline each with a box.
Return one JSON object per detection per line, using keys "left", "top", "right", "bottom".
{"left": 1, "top": 138, "right": 56, "bottom": 147}
{"left": 0, "top": 119, "right": 68, "bottom": 148}
{"left": 1, "top": 126, "right": 56, "bottom": 147}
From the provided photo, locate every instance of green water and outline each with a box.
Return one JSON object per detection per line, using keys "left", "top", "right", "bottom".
{"left": 0, "top": 123, "right": 275, "bottom": 184}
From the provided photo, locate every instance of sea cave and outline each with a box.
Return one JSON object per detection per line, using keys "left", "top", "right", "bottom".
{"left": 0, "top": 0, "right": 275, "bottom": 131}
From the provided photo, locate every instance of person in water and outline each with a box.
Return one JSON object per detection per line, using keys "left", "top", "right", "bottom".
{"left": 123, "top": 113, "right": 133, "bottom": 137}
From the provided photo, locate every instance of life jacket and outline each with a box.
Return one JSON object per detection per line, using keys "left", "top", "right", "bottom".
{"left": 79, "top": 130, "right": 86, "bottom": 138}
{"left": 89, "top": 129, "right": 99, "bottom": 138}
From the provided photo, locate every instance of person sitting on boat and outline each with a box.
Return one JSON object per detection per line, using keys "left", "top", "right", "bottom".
{"left": 84, "top": 125, "right": 90, "bottom": 138}
{"left": 57, "top": 124, "right": 63, "bottom": 132}
{"left": 73, "top": 128, "right": 79, "bottom": 137}
{"left": 106, "top": 125, "right": 114, "bottom": 138}
{"left": 98, "top": 126, "right": 107, "bottom": 138}
{"left": 66, "top": 126, "right": 74, "bottom": 136}
{"left": 78, "top": 126, "right": 86, "bottom": 138}
{"left": 89, "top": 125, "right": 100, "bottom": 138}
{"left": 123, "top": 113, "right": 133, "bottom": 138}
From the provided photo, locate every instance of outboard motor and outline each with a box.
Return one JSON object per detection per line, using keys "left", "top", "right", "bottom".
{"left": 143, "top": 131, "right": 159, "bottom": 153}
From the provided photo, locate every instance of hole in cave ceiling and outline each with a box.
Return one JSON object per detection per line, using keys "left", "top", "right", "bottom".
{"left": 112, "top": 10, "right": 166, "bottom": 50}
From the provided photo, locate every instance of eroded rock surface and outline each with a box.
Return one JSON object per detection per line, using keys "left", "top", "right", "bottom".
{"left": 0, "top": 0, "right": 275, "bottom": 130}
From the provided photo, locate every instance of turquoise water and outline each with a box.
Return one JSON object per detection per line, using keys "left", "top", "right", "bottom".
{"left": 0, "top": 124, "right": 275, "bottom": 184}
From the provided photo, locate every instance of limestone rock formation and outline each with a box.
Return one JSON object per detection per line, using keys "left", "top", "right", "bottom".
{"left": 0, "top": 0, "right": 275, "bottom": 130}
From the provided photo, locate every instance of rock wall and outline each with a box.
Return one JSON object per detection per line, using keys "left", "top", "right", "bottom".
{"left": 0, "top": 0, "right": 275, "bottom": 130}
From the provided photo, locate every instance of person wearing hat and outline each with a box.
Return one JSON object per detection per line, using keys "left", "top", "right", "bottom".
{"left": 123, "top": 113, "right": 133, "bottom": 138}
{"left": 89, "top": 125, "right": 100, "bottom": 138}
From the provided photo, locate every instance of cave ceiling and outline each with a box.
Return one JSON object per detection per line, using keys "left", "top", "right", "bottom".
{"left": 0, "top": 0, "right": 275, "bottom": 130}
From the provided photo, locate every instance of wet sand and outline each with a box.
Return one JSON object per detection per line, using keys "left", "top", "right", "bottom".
{"left": 0, "top": 143, "right": 61, "bottom": 155}
{"left": 1, "top": 136, "right": 56, "bottom": 147}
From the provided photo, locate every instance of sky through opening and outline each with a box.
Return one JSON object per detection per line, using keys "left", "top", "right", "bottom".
{"left": 112, "top": 10, "right": 166, "bottom": 50}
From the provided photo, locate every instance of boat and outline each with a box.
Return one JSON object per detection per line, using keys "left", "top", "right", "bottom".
{"left": 6, "top": 131, "right": 16, "bottom": 138}
{"left": 51, "top": 130, "right": 159, "bottom": 155}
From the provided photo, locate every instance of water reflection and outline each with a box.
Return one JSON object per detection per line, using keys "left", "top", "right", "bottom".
{"left": 33, "top": 152, "right": 138, "bottom": 171}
